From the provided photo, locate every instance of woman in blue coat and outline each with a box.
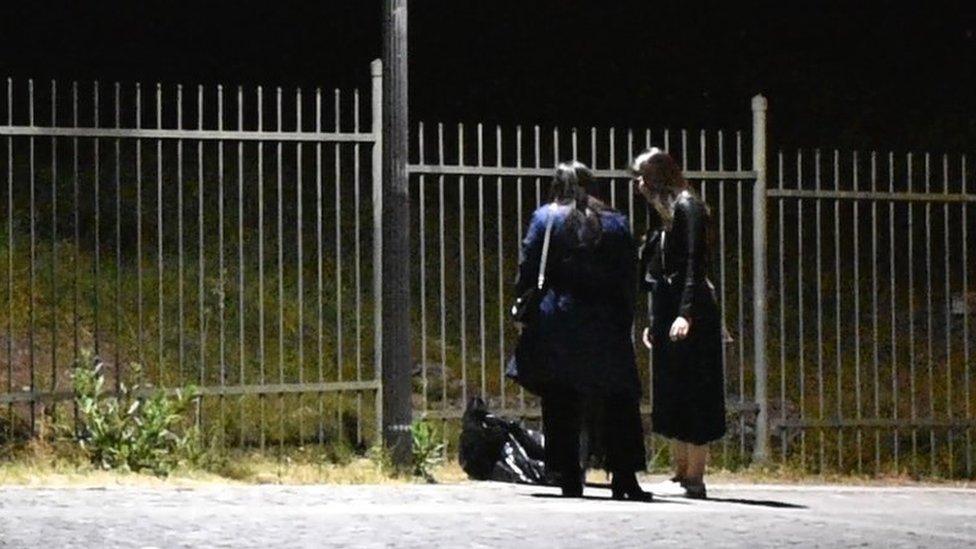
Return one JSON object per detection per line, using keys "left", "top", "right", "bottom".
{"left": 515, "top": 161, "right": 648, "bottom": 500}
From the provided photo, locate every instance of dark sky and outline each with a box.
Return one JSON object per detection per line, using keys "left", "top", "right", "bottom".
{"left": 2, "top": 1, "right": 974, "bottom": 151}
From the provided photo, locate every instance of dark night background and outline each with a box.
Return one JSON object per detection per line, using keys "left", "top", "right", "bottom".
{"left": 1, "top": 1, "right": 975, "bottom": 152}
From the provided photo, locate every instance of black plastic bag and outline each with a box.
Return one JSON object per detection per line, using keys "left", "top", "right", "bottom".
{"left": 458, "top": 397, "right": 553, "bottom": 485}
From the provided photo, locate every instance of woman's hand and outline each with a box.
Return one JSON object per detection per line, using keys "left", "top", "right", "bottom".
{"left": 641, "top": 326, "right": 654, "bottom": 349}
{"left": 669, "top": 317, "right": 691, "bottom": 341}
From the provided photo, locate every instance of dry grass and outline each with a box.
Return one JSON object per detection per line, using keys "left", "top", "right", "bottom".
{"left": 0, "top": 439, "right": 468, "bottom": 487}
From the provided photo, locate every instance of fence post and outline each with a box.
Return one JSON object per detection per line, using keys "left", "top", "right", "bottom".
{"left": 751, "top": 94, "right": 770, "bottom": 464}
{"left": 370, "top": 58, "right": 384, "bottom": 450}
{"left": 381, "top": 0, "right": 413, "bottom": 469}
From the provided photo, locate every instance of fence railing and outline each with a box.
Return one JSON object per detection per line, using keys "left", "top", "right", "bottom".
{"left": 0, "top": 65, "right": 384, "bottom": 450}
{"left": 2, "top": 63, "right": 974, "bottom": 479}
{"left": 406, "top": 117, "right": 763, "bottom": 469}
{"left": 768, "top": 149, "right": 976, "bottom": 477}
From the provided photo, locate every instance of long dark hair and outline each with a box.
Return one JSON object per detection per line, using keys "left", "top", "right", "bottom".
{"left": 549, "top": 160, "right": 604, "bottom": 250}
{"left": 631, "top": 148, "right": 708, "bottom": 228}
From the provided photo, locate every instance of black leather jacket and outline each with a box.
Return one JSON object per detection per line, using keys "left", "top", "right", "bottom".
{"left": 640, "top": 190, "right": 716, "bottom": 322}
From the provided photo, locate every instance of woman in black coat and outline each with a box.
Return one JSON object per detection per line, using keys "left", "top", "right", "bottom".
{"left": 633, "top": 148, "right": 726, "bottom": 499}
{"left": 515, "top": 161, "right": 648, "bottom": 500}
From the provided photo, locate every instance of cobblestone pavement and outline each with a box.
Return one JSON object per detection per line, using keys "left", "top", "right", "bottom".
{"left": 1, "top": 481, "right": 975, "bottom": 548}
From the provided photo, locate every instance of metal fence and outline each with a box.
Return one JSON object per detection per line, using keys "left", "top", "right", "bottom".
{"left": 0, "top": 62, "right": 384, "bottom": 450}
{"left": 768, "top": 149, "right": 976, "bottom": 477}
{"left": 406, "top": 118, "right": 762, "bottom": 468}
{"left": 2, "top": 59, "right": 974, "bottom": 479}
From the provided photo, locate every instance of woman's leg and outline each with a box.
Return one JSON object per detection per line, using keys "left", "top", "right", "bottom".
{"left": 681, "top": 443, "right": 710, "bottom": 499}
{"left": 685, "top": 444, "right": 709, "bottom": 482}
{"left": 671, "top": 440, "right": 689, "bottom": 480}
{"left": 542, "top": 389, "right": 583, "bottom": 496}
{"left": 604, "top": 394, "right": 650, "bottom": 500}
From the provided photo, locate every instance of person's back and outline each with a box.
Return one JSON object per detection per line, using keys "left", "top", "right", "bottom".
{"left": 513, "top": 161, "right": 647, "bottom": 500}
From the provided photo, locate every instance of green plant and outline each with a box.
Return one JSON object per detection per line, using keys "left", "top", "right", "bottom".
{"left": 411, "top": 419, "right": 445, "bottom": 483}
{"left": 72, "top": 349, "right": 199, "bottom": 476}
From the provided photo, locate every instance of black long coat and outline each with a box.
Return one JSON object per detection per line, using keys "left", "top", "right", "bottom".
{"left": 640, "top": 190, "right": 727, "bottom": 445}
{"left": 515, "top": 202, "right": 642, "bottom": 399}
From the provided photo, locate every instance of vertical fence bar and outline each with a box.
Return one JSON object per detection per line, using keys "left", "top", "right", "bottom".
{"left": 354, "top": 89, "right": 363, "bottom": 444}
{"left": 73, "top": 82, "right": 80, "bottom": 369}
{"left": 777, "top": 150, "right": 785, "bottom": 463}
{"left": 815, "top": 148, "right": 825, "bottom": 473}
{"left": 218, "top": 84, "right": 226, "bottom": 439}
{"left": 334, "top": 89, "right": 344, "bottom": 437}
{"left": 699, "top": 130, "right": 706, "bottom": 201}
{"left": 237, "top": 86, "right": 246, "bottom": 445}
{"left": 534, "top": 126, "right": 540, "bottom": 207}
{"left": 1, "top": 98, "right": 14, "bottom": 413}
{"left": 28, "top": 79, "right": 37, "bottom": 434}
{"left": 477, "top": 123, "right": 486, "bottom": 401}
{"left": 517, "top": 125, "right": 525, "bottom": 410}
{"left": 136, "top": 84, "right": 144, "bottom": 368}
{"left": 889, "top": 152, "right": 899, "bottom": 471}
{"left": 257, "top": 85, "right": 266, "bottom": 450}
{"left": 853, "top": 151, "right": 862, "bottom": 473}
{"left": 751, "top": 95, "right": 769, "bottom": 463}
{"left": 296, "top": 87, "right": 305, "bottom": 444}
{"left": 571, "top": 127, "right": 578, "bottom": 162}
{"left": 418, "top": 122, "right": 428, "bottom": 413}
{"left": 156, "top": 84, "right": 164, "bottom": 383}
{"left": 962, "top": 155, "right": 971, "bottom": 478}
{"left": 459, "top": 122, "right": 467, "bottom": 407}
{"left": 736, "top": 130, "right": 745, "bottom": 459}
{"left": 797, "top": 149, "right": 806, "bottom": 468}
{"left": 943, "top": 154, "right": 952, "bottom": 475}
{"left": 609, "top": 128, "right": 616, "bottom": 207}
{"left": 554, "top": 126, "right": 559, "bottom": 165}
{"left": 627, "top": 129, "right": 634, "bottom": 230}
{"left": 871, "top": 151, "right": 880, "bottom": 473}
{"left": 833, "top": 150, "right": 842, "bottom": 471}
{"left": 51, "top": 81, "right": 60, "bottom": 402}
{"left": 197, "top": 85, "right": 206, "bottom": 405}
{"left": 925, "top": 153, "right": 935, "bottom": 474}
{"left": 276, "top": 87, "right": 284, "bottom": 449}
{"left": 908, "top": 152, "right": 917, "bottom": 473}
{"left": 5, "top": 78, "right": 11, "bottom": 437}
{"left": 496, "top": 125, "right": 504, "bottom": 409}
{"left": 681, "top": 129, "right": 688, "bottom": 172}
{"left": 178, "top": 84, "right": 185, "bottom": 377}
{"left": 315, "top": 87, "right": 324, "bottom": 443}
{"left": 113, "top": 82, "right": 121, "bottom": 391}
{"left": 720, "top": 130, "right": 730, "bottom": 465}
{"left": 438, "top": 123, "right": 447, "bottom": 417}
{"left": 644, "top": 128, "right": 654, "bottom": 464}
{"left": 371, "top": 59, "right": 383, "bottom": 445}
{"left": 92, "top": 81, "right": 101, "bottom": 358}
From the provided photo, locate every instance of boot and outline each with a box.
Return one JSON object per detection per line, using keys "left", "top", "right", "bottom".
{"left": 611, "top": 471, "right": 652, "bottom": 501}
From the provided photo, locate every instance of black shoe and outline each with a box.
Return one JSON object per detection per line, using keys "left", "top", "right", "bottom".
{"left": 682, "top": 481, "right": 707, "bottom": 499}
{"left": 611, "top": 472, "right": 652, "bottom": 501}
{"left": 560, "top": 469, "right": 584, "bottom": 498}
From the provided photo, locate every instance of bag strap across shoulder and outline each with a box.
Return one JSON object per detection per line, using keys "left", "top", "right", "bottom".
{"left": 536, "top": 203, "right": 558, "bottom": 290}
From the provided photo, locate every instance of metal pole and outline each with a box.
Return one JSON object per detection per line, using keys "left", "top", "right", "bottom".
{"left": 751, "top": 94, "right": 770, "bottom": 463}
{"left": 370, "top": 60, "right": 384, "bottom": 449}
{"left": 381, "top": 0, "right": 412, "bottom": 469}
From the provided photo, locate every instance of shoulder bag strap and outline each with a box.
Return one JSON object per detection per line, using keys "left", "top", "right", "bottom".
{"left": 536, "top": 204, "right": 557, "bottom": 290}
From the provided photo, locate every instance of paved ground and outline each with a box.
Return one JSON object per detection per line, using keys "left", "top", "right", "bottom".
{"left": 1, "top": 480, "right": 975, "bottom": 548}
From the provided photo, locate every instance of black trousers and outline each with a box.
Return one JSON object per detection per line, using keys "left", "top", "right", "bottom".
{"left": 541, "top": 388, "right": 646, "bottom": 478}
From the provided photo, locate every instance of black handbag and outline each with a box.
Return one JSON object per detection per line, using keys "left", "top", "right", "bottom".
{"left": 506, "top": 207, "right": 556, "bottom": 394}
